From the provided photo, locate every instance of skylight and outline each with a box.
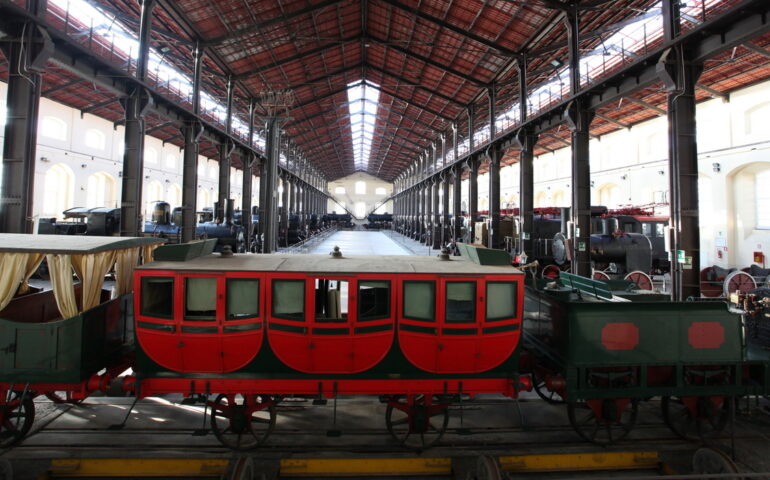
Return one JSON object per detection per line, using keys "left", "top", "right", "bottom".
{"left": 48, "top": 0, "right": 266, "bottom": 151}
{"left": 347, "top": 80, "right": 380, "bottom": 170}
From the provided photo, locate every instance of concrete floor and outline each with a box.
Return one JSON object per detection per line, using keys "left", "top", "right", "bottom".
{"left": 309, "top": 230, "right": 412, "bottom": 255}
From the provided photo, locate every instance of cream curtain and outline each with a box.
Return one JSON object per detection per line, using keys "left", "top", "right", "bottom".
{"left": 16, "top": 253, "right": 44, "bottom": 295}
{"left": 114, "top": 247, "right": 140, "bottom": 297}
{"left": 141, "top": 244, "right": 161, "bottom": 264}
{"left": 0, "top": 253, "right": 26, "bottom": 312}
{"left": 46, "top": 253, "right": 79, "bottom": 319}
{"left": 72, "top": 250, "right": 117, "bottom": 312}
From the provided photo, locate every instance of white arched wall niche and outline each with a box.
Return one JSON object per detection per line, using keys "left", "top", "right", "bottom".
{"left": 726, "top": 161, "right": 770, "bottom": 266}
{"left": 85, "top": 171, "right": 117, "bottom": 208}
{"left": 42, "top": 163, "right": 74, "bottom": 216}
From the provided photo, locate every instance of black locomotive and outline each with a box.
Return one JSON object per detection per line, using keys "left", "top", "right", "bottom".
{"left": 38, "top": 207, "right": 121, "bottom": 236}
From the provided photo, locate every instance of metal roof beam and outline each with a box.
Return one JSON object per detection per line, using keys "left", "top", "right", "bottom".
{"left": 234, "top": 35, "right": 359, "bottom": 80}
{"left": 378, "top": 87, "right": 452, "bottom": 121}
{"left": 367, "top": 34, "right": 485, "bottom": 87}
{"left": 42, "top": 78, "right": 83, "bottom": 96}
{"left": 206, "top": 0, "right": 346, "bottom": 46}
{"left": 696, "top": 83, "right": 729, "bottom": 102}
{"left": 376, "top": 0, "right": 522, "bottom": 59}
{"left": 594, "top": 112, "right": 630, "bottom": 129}
{"left": 622, "top": 96, "right": 666, "bottom": 116}
{"left": 290, "top": 86, "right": 350, "bottom": 112}
{"left": 365, "top": 63, "right": 465, "bottom": 107}
{"left": 80, "top": 97, "right": 120, "bottom": 116}
{"left": 742, "top": 41, "right": 770, "bottom": 59}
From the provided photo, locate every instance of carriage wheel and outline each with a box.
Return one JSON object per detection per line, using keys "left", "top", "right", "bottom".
{"left": 532, "top": 370, "right": 565, "bottom": 405}
{"left": 567, "top": 398, "right": 637, "bottom": 445}
{"left": 722, "top": 271, "right": 757, "bottom": 297}
{"left": 592, "top": 271, "right": 611, "bottom": 281}
{"left": 0, "top": 392, "right": 35, "bottom": 448}
{"left": 541, "top": 264, "right": 561, "bottom": 280}
{"left": 44, "top": 391, "right": 84, "bottom": 405}
{"left": 624, "top": 271, "right": 653, "bottom": 291}
{"left": 209, "top": 394, "right": 276, "bottom": 450}
{"left": 662, "top": 396, "right": 731, "bottom": 441}
{"left": 385, "top": 394, "right": 449, "bottom": 450}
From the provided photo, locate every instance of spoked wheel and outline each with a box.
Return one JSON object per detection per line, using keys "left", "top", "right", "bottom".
{"left": 0, "top": 391, "right": 35, "bottom": 448}
{"left": 624, "top": 271, "right": 653, "bottom": 291}
{"left": 209, "top": 394, "right": 276, "bottom": 450}
{"left": 723, "top": 271, "right": 757, "bottom": 297}
{"left": 592, "top": 271, "right": 611, "bottom": 281}
{"left": 44, "top": 391, "right": 84, "bottom": 405}
{"left": 567, "top": 398, "right": 638, "bottom": 445}
{"left": 385, "top": 394, "right": 449, "bottom": 450}
{"left": 532, "top": 370, "right": 566, "bottom": 405}
{"left": 662, "top": 396, "right": 731, "bottom": 441}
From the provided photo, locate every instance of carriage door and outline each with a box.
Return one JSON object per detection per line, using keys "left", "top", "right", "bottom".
{"left": 309, "top": 278, "right": 354, "bottom": 373}
{"left": 437, "top": 278, "right": 483, "bottom": 372}
{"left": 179, "top": 274, "right": 223, "bottom": 373}
{"left": 222, "top": 275, "right": 263, "bottom": 372}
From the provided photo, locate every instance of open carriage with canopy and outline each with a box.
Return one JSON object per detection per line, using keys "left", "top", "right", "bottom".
{"left": 0, "top": 234, "right": 164, "bottom": 447}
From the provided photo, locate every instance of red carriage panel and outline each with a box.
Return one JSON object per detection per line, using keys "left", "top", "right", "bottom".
{"left": 267, "top": 276, "right": 394, "bottom": 374}
{"left": 135, "top": 271, "right": 264, "bottom": 373}
{"left": 399, "top": 277, "right": 522, "bottom": 374}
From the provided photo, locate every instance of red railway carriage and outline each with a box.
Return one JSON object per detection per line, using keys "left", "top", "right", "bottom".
{"left": 132, "top": 242, "right": 529, "bottom": 449}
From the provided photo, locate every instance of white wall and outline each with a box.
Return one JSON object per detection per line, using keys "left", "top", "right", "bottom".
{"left": 326, "top": 172, "right": 393, "bottom": 218}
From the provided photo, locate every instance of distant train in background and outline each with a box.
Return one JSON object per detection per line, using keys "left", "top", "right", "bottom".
{"left": 38, "top": 207, "right": 121, "bottom": 236}
{"left": 365, "top": 213, "right": 392, "bottom": 230}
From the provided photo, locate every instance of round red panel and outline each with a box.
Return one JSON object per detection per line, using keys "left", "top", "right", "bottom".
{"left": 601, "top": 322, "right": 640, "bottom": 351}
{"left": 688, "top": 321, "right": 725, "bottom": 349}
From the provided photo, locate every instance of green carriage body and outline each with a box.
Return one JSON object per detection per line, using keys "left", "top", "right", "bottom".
{"left": 524, "top": 272, "right": 767, "bottom": 400}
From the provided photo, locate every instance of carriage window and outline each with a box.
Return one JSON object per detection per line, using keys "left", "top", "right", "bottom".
{"left": 642, "top": 223, "right": 652, "bottom": 237}
{"left": 314, "top": 279, "right": 349, "bottom": 321}
{"left": 446, "top": 282, "right": 475, "bottom": 323}
{"left": 185, "top": 277, "right": 217, "bottom": 321}
{"left": 273, "top": 279, "right": 305, "bottom": 321}
{"left": 141, "top": 277, "right": 174, "bottom": 318}
{"left": 359, "top": 280, "right": 390, "bottom": 321}
{"left": 655, "top": 223, "right": 665, "bottom": 237}
{"left": 403, "top": 281, "right": 435, "bottom": 322}
{"left": 227, "top": 279, "right": 259, "bottom": 320}
{"left": 486, "top": 282, "right": 517, "bottom": 321}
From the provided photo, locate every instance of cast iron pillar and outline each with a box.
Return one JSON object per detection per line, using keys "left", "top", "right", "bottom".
{"left": 660, "top": 0, "right": 703, "bottom": 299}
{"left": 180, "top": 42, "right": 204, "bottom": 244}
{"left": 217, "top": 75, "right": 235, "bottom": 222}
{"left": 453, "top": 165, "right": 463, "bottom": 242}
{"left": 280, "top": 174, "right": 289, "bottom": 246}
{"left": 261, "top": 117, "right": 281, "bottom": 253}
{"left": 441, "top": 172, "right": 450, "bottom": 246}
{"left": 565, "top": 100, "right": 595, "bottom": 277}
{"left": 468, "top": 156, "right": 480, "bottom": 244}
{"left": 432, "top": 178, "right": 441, "bottom": 249}
{"left": 0, "top": 0, "right": 51, "bottom": 233}
{"left": 487, "top": 145, "right": 503, "bottom": 249}
{"left": 424, "top": 181, "right": 433, "bottom": 245}
{"left": 119, "top": 89, "right": 153, "bottom": 237}
{"left": 516, "top": 128, "right": 538, "bottom": 260}
{"left": 241, "top": 99, "right": 257, "bottom": 251}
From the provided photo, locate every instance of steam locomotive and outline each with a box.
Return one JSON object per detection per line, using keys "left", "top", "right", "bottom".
{"left": 364, "top": 212, "right": 393, "bottom": 230}
{"left": 37, "top": 207, "right": 121, "bottom": 236}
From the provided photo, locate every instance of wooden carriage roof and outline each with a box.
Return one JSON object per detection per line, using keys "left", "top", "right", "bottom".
{"left": 0, "top": 234, "right": 164, "bottom": 255}
{"left": 140, "top": 253, "right": 522, "bottom": 275}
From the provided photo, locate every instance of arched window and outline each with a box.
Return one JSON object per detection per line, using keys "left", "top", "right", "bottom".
{"left": 167, "top": 183, "right": 182, "bottom": 208}
{"left": 597, "top": 183, "right": 621, "bottom": 208}
{"left": 355, "top": 181, "right": 366, "bottom": 195}
{"left": 208, "top": 162, "right": 217, "bottom": 179}
{"left": 534, "top": 191, "right": 548, "bottom": 208}
{"left": 198, "top": 160, "right": 206, "bottom": 178}
{"left": 84, "top": 129, "right": 106, "bottom": 150}
{"left": 197, "top": 188, "right": 210, "bottom": 211}
{"left": 145, "top": 180, "right": 164, "bottom": 218}
{"left": 355, "top": 202, "right": 366, "bottom": 218}
{"left": 552, "top": 190, "right": 566, "bottom": 207}
{"left": 86, "top": 172, "right": 117, "bottom": 208}
{"left": 42, "top": 163, "right": 74, "bottom": 216}
{"left": 757, "top": 170, "right": 770, "bottom": 229}
{"left": 144, "top": 147, "right": 158, "bottom": 164}
{"left": 40, "top": 116, "right": 67, "bottom": 141}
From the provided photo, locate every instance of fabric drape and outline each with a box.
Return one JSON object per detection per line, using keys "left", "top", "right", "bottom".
{"left": 141, "top": 244, "right": 161, "bottom": 264}
{"left": 46, "top": 253, "right": 79, "bottom": 319}
{"left": 0, "top": 253, "right": 26, "bottom": 312}
{"left": 16, "top": 253, "right": 44, "bottom": 295}
{"left": 71, "top": 250, "right": 117, "bottom": 312}
{"left": 114, "top": 247, "right": 140, "bottom": 297}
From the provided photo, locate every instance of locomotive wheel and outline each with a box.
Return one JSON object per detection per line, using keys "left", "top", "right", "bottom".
{"left": 209, "top": 394, "right": 276, "bottom": 451}
{"left": 541, "top": 264, "right": 562, "bottom": 280}
{"left": 44, "top": 391, "right": 84, "bottom": 405}
{"left": 624, "top": 271, "right": 653, "bottom": 291}
{"left": 385, "top": 394, "right": 449, "bottom": 450}
{"left": 567, "top": 398, "right": 637, "bottom": 445}
{"left": 662, "top": 396, "right": 731, "bottom": 441}
{"left": 722, "top": 271, "right": 757, "bottom": 297}
{"left": 532, "top": 370, "right": 565, "bottom": 405}
{"left": 592, "top": 271, "right": 611, "bottom": 281}
{"left": 0, "top": 392, "right": 35, "bottom": 448}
